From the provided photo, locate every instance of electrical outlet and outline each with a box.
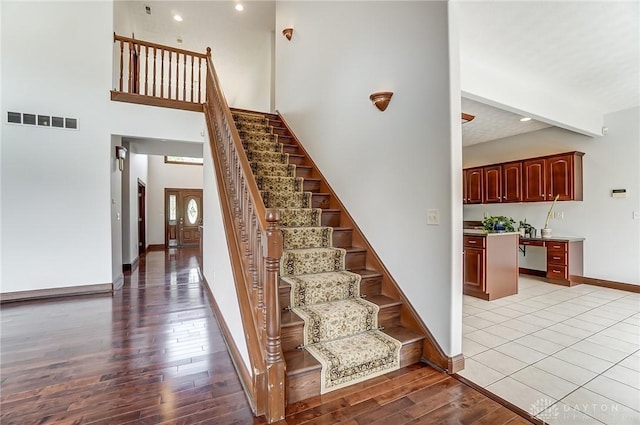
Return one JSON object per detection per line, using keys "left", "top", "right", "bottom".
{"left": 633, "top": 211, "right": 640, "bottom": 220}
{"left": 427, "top": 209, "right": 440, "bottom": 225}
{"left": 555, "top": 211, "right": 564, "bottom": 219}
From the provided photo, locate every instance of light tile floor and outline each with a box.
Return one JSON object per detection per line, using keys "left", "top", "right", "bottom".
{"left": 460, "top": 276, "right": 640, "bottom": 424}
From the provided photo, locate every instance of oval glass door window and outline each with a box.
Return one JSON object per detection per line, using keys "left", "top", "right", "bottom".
{"left": 187, "top": 198, "right": 199, "bottom": 224}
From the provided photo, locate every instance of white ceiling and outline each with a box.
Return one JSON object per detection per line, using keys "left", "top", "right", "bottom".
{"left": 118, "top": 1, "right": 639, "bottom": 147}
{"left": 461, "top": 98, "right": 552, "bottom": 146}
{"left": 458, "top": 1, "right": 640, "bottom": 115}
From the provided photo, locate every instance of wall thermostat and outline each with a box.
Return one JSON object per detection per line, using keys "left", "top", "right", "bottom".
{"left": 612, "top": 189, "right": 627, "bottom": 198}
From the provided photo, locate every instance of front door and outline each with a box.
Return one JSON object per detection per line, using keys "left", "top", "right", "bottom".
{"left": 165, "top": 189, "right": 202, "bottom": 247}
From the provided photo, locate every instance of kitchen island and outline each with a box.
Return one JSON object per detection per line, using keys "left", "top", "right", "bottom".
{"left": 463, "top": 231, "right": 519, "bottom": 300}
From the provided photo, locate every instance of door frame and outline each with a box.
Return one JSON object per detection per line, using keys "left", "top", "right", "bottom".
{"left": 137, "top": 179, "right": 146, "bottom": 255}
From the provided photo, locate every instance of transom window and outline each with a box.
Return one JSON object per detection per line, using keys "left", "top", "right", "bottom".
{"left": 164, "top": 156, "right": 203, "bottom": 165}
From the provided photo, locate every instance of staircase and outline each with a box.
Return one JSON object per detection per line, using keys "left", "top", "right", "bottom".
{"left": 230, "top": 108, "right": 426, "bottom": 403}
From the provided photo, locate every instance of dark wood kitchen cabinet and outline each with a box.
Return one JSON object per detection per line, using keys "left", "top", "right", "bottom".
{"left": 463, "top": 236, "right": 485, "bottom": 291}
{"left": 464, "top": 152, "right": 583, "bottom": 204}
{"left": 463, "top": 233, "right": 518, "bottom": 300}
{"left": 483, "top": 165, "right": 502, "bottom": 203}
{"left": 464, "top": 168, "right": 484, "bottom": 204}
{"left": 523, "top": 152, "right": 583, "bottom": 202}
{"left": 502, "top": 161, "right": 523, "bottom": 202}
{"left": 523, "top": 158, "right": 547, "bottom": 202}
{"left": 547, "top": 153, "right": 583, "bottom": 201}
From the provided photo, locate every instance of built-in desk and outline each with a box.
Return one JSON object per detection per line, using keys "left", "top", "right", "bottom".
{"left": 519, "top": 236, "right": 584, "bottom": 286}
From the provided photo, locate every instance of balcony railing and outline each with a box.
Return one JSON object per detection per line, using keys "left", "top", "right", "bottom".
{"left": 111, "top": 34, "right": 207, "bottom": 112}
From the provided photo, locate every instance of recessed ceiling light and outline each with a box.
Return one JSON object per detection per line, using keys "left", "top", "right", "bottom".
{"left": 520, "top": 117, "right": 532, "bottom": 122}
{"left": 235, "top": 4, "right": 244, "bottom": 11}
{"left": 174, "top": 14, "right": 183, "bottom": 22}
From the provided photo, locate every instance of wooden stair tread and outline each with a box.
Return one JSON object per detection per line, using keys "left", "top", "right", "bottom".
{"left": 284, "top": 349, "right": 321, "bottom": 375}
{"left": 384, "top": 325, "right": 425, "bottom": 345}
{"left": 281, "top": 310, "right": 303, "bottom": 327}
{"left": 345, "top": 247, "right": 366, "bottom": 254}
{"left": 284, "top": 325, "right": 425, "bottom": 377}
{"left": 351, "top": 269, "right": 383, "bottom": 279}
{"left": 367, "top": 294, "right": 402, "bottom": 308}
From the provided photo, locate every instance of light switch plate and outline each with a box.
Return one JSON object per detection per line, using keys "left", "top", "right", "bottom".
{"left": 427, "top": 209, "right": 439, "bottom": 225}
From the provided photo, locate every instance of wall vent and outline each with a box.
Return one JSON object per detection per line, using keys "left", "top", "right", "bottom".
{"left": 7, "top": 111, "right": 78, "bottom": 130}
{"left": 65, "top": 118, "right": 78, "bottom": 129}
{"left": 38, "top": 115, "right": 50, "bottom": 126}
{"left": 23, "top": 113, "right": 36, "bottom": 125}
{"left": 52, "top": 116, "right": 64, "bottom": 128}
{"left": 7, "top": 112, "right": 21, "bottom": 124}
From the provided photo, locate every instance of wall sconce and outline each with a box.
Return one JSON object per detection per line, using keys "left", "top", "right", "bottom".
{"left": 115, "top": 145, "right": 127, "bottom": 171}
{"left": 282, "top": 27, "right": 293, "bottom": 41}
{"left": 369, "top": 92, "right": 393, "bottom": 112}
{"left": 461, "top": 113, "right": 475, "bottom": 124}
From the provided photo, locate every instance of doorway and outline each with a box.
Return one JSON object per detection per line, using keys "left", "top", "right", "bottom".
{"left": 165, "top": 188, "right": 203, "bottom": 247}
{"left": 137, "top": 180, "right": 146, "bottom": 255}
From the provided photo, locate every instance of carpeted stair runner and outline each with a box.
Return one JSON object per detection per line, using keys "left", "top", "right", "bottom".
{"left": 232, "top": 111, "right": 401, "bottom": 394}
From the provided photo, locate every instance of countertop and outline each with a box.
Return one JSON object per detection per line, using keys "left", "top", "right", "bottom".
{"left": 463, "top": 230, "right": 585, "bottom": 242}
{"left": 519, "top": 236, "right": 585, "bottom": 243}
{"left": 463, "top": 230, "right": 519, "bottom": 236}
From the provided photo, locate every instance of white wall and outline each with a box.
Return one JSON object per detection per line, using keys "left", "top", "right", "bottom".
{"left": 463, "top": 107, "right": 640, "bottom": 284}
{"left": 275, "top": 1, "right": 461, "bottom": 355}
{"left": 201, "top": 134, "right": 251, "bottom": 371}
{"left": 146, "top": 156, "right": 203, "bottom": 245}
{"left": 1, "top": 1, "right": 114, "bottom": 292}
{"left": 1, "top": 1, "right": 208, "bottom": 293}
{"left": 122, "top": 148, "right": 148, "bottom": 264}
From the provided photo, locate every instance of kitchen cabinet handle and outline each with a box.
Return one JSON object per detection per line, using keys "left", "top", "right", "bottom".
{"left": 468, "top": 241, "right": 477, "bottom": 244}
{"left": 553, "top": 270, "right": 561, "bottom": 273}
{"left": 553, "top": 256, "right": 561, "bottom": 260}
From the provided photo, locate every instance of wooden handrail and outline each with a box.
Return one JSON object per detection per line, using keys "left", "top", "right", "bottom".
{"left": 114, "top": 33, "right": 208, "bottom": 59}
{"left": 203, "top": 48, "right": 285, "bottom": 423}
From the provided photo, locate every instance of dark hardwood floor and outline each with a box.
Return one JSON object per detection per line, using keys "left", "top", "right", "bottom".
{"left": 1, "top": 248, "right": 532, "bottom": 424}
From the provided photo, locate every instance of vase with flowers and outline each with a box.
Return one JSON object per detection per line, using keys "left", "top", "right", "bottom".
{"left": 542, "top": 194, "right": 560, "bottom": 238}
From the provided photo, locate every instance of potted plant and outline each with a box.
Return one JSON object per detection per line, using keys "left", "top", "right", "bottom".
{"left": 542, "top": 194, "right": 560, "bottom": 238}
{"left": 519, "top": 219, "right": 535, "bottom": 238}
{"left": 482, "top": 215, "right": 516, "bottom": 233}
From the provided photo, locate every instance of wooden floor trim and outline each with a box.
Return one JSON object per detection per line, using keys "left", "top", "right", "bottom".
{"left": 146, "top": 244, "right": 166, "bottom": 251}
{"left": 520, "top": 270, "right": 640, "bottom": 293}
{"left": 122, "top": 256, "right": 139, "bottom": 272}
{"left": 448, "top": 353, "right": 465, "bottom": 374}
{"left": 0, "top": 282, "right": 113, "bottom": 303}
{"left": 572, "top": 275, "right": 640, "bottom": 293}
{"left": 454, "top": 373, "right": 542, "bottom": 424}
{"left": 201, "top": 277, "right": 257, "bottom": 414}
{"left": 519, "top": 268, "right": 546, "bottom": 278}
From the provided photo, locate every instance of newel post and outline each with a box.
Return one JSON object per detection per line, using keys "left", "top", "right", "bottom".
{"left": 264, "top": 209, "right": 285, "bottom": 422}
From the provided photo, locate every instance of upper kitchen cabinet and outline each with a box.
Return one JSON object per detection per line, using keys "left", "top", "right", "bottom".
{"left": 483, "top": 165, "right": 502, "bottom": 203}
{"left": 502, "top": 161, "right": 523, "bottom": 203}
{"left": 464, "top": 167, "right": 484, "bottom": 204}
{"left": 523, "top": 158, "right": 547, "bottom": 202}
{"left": 464, "top": 152, "right": 584, "bottom": 204}
{"left": 523, "top": 152, "right": 584, "bottom": 202}
{"left": 548, "top": 153, "right": 583, "bottom": 201}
